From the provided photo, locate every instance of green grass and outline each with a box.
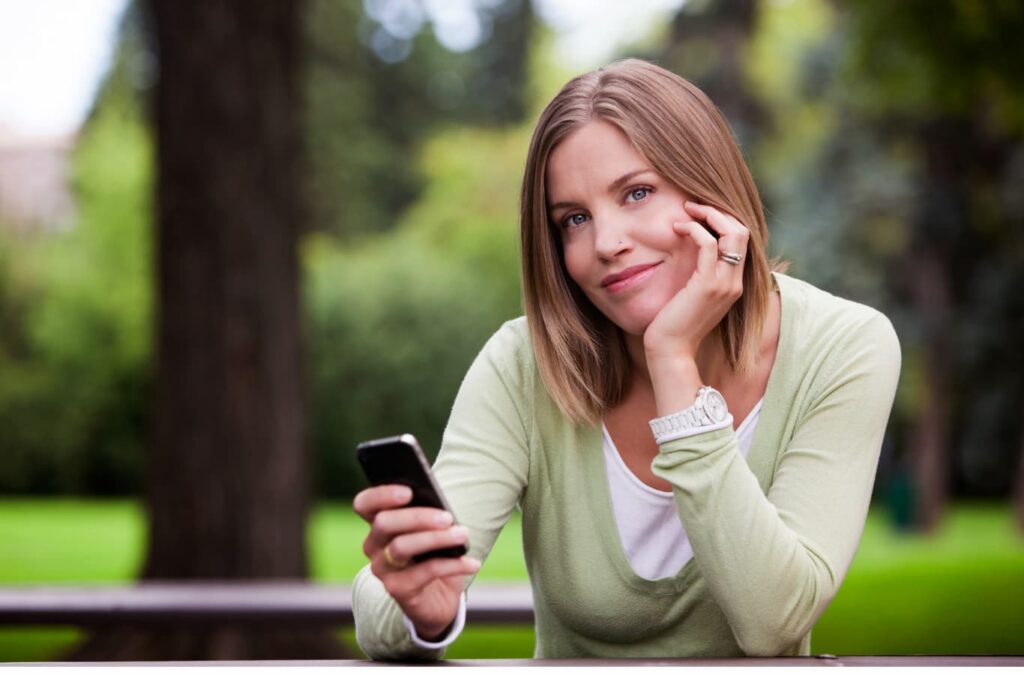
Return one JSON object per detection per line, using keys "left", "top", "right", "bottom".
{"left": 0, "top": 500, "right": 1021, "bottom": 660}
{"left": 813, "top": 505, "right": 1024, "bottom": 655}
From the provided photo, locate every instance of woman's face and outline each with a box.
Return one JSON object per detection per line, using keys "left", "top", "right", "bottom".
{"left": 546, "top": 120, "right": 698, "bottom": 336}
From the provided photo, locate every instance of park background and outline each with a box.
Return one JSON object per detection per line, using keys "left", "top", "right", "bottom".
{"left": 0, "top": 0, "right": 1022, "bottom": 662}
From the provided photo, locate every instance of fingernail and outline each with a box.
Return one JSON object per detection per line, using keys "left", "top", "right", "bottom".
{"left": 467, "top": 558, "right": 482, "bottom": 571}
{"left": 452, "top": 525, "right": 469, "bottom": 542}
{"left": 434, "top": 511, "right": 453, "bottom": 526}
{"left": 394, "top": 486, "right": 412, "bottom": 501}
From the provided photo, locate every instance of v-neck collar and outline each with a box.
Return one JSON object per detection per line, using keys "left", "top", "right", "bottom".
{"left": 582, "top": 271, "right": 793, "bottom": 593}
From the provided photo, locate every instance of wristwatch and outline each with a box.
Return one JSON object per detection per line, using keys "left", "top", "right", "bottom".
{"left": 649, "top": 386, "right": 731, "bottom": 443}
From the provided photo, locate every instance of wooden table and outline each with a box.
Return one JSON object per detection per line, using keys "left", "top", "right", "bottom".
{"left": 6, "top": 656, "right": 1023, "bottom": 666}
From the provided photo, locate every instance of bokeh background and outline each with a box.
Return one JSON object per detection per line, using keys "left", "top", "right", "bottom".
{"left": 1, "top": 0, "right": 1022, "bottom": 662}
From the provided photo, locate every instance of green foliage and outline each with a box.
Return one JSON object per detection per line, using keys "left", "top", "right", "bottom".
{"left": 0, "top": 41, "right": 528, "bottom": 499}
{"left": 306, "top": 124, "right": 524, "bottom": 497}
{"left": 303, "top": 0, "right": 423, "bottom": 237}
{"left": 0, "top": 41, "right": 153, "bottom": 494}
{"left": 843, "top": 0, "right": 1024, "bottom": 132}
{"left": 303, "top": 0, "right": 532, "bottom": 238}
{"left": 3, "top": 0, "right": 1020, "bottom": 505}
{"left": 738, "top": 0, "right": 1024, "bottom": 500}
{"left": 0, "top": 0, "right": 532, "bottom": 497}
{"left": 846, "top": 2, "right": 1024, "bottom": 498}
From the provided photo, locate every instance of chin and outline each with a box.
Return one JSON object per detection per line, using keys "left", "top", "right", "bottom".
{"left": 589, "top": 294, "right": 667, "bottom": 337}
{"left": 604, "top": 309, "right": 660, "bottom": 338}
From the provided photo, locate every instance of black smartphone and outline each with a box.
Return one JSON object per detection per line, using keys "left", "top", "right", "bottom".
{"left": 356, "top": 434, "right": 468, "bottom": 562}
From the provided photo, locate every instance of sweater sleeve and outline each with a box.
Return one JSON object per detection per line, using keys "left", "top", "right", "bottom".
{"left": 352, "top": 321, "right": 531, "bottom": 660}
{"left": 651, "top": 311, "right": 900, "bottom": 656}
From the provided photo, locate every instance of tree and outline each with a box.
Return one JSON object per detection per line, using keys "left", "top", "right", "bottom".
{"left": 837, "top": 0, "right": 1024, "bottom": 530}
{"left": 71, "top": 0, "right": 344, "bottom": 659}
{"left": 304, "top": 0, "right": 533, "bottom": 238}
{"left": 750, "top": 0, "right": 1024, "bottom": 529}
{"left": 1017, "top": 432, "right": 1024, "bottom": 532}
{"left": 659, "top": 0, "right": 767, "bottom": 149}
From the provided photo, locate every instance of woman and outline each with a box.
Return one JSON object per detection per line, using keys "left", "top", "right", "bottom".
{"left": 351, "top": 59, "right": 900, "bottom": 659}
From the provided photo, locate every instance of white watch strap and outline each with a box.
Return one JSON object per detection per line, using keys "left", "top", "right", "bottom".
{"left": 651, "top": 412, "right": 733, "bottom": 445}
{"left": 649, "top": 386, "right": 732, "bottom": 444}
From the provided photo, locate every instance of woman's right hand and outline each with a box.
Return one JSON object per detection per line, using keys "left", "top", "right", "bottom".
{"left": 353, "top": 484, "right": 481, "bottom": 640}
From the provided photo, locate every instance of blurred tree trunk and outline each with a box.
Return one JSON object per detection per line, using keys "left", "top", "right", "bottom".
{"left": 900, "top": 117, "right": 996, "bottom": 532}
{"left": 71, "top": 0, "right": 345, "bottom": 659}
{"left": 906, "top": 255, "right": 951, "bottom": 532}
{"left": 1016, "top": 431, "right": 1024, "bottom": 532}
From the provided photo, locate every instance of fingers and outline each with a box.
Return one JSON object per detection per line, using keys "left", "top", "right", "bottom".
{"left": 385, "top": 525, "right": 470, "bottom": 567}
{"left": 672, "top": 201, "right": 748, "bottom": 308}
{"left": 379, "top": 556, "right": 482, "bottom": 602}
{"left": 355, "top": 486, "right": 480, "bottom": 628}
{"left": 366, "top": 507, "right": 454, "bottom": 555}
{"left": 683, "top": 201, "right": 747, "bottom": 241}
{"left": 356, "top": 485, "right": 460, "bottom": 572}
{"left": 353, "top": 485, "right": 412, "bottom": 523}
{"left": 683, "top": 202, "right": 749, "bottom": 299}
{"left": 684, "top": 201, "right": 750, "bottom": 274}
{"left": 672, "top": 220, "right": 718, "bottom": 278}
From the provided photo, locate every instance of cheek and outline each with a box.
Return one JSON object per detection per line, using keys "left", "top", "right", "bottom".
{"left": 670, "top": 253, "right": 698, "bottom": 289}
{"left": 643, "top": 241, "right": 698, "bottom": 313}
{"left": 667, "top": 233, "right": 699, "bottom": 276}
{"left": 561, "top": 241, "right": 588, "bottom": 287}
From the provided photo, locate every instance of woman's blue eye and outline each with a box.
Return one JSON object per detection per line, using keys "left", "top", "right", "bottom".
{"left": 564, "top": 213, "right": 588, "bottom": 229}
{"left": 627, "top": 187, "right": 651, "bottom": 202}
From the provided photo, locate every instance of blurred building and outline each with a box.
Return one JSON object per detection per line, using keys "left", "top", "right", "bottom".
{"left": 0, "top": 126, "right": 75, "bottom": 232}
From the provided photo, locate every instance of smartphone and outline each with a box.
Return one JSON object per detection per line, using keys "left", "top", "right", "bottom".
{"left": 356, "top": 433, "right": 469, "bottom": 562}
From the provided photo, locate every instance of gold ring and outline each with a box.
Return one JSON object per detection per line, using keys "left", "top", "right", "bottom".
{"left": 383, "top": 545, "right": 407, "bottom": 569}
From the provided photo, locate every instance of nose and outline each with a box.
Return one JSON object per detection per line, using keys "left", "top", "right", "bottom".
{"left": 593, "top": 214, "right": 633, "bottom": 260}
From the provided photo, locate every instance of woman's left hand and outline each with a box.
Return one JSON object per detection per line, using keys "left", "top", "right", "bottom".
{"left": 642, "top": 201, "right": 750, "bottom": 361}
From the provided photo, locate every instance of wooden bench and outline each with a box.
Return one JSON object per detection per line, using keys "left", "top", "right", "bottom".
{"left": 5, "top": 587, "right": 1021, "bottom": 666}
{"left": 0, "top": 582, "right": 534, "bottom": 626}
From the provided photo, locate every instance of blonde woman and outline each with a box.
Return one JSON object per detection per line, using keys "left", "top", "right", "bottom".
{"left": 351, "top": 59, "right": 900, "bottom": 659}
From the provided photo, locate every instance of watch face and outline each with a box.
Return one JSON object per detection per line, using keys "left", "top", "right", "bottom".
{"left": 703, "top": 390, "right": 729, "bottom": 423}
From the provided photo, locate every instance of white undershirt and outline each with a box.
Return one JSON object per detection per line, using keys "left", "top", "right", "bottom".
{"left": 601, "top": 398, "right": 764, "bottom": 580}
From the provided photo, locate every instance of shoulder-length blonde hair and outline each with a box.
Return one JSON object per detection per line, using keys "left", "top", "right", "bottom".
{"left": 521, "top": 58, "right": 778, "bottom": 426}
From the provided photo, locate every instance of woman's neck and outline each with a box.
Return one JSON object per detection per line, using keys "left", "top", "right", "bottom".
{"left": 624, "top": 331, "right": 728, "bottom": 392}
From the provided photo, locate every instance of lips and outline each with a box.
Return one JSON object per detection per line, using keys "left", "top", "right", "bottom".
{"left": 601, "top": 262, "right": 662, "bottom": 293}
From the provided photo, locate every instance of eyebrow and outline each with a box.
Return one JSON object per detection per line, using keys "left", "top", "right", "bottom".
{"left": 547, "top": 169, "right": 656, "bottom": 213}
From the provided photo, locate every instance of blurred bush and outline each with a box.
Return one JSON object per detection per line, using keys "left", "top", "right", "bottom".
{"left": 0, "top": 54, "right": 151, "bottom": 494}
{"left": 0, "top": 0, "right": 530, "bottom": 498}
{"left": 306, "top": 126, "right": 524, "bottom": 496}
{"left": 1, "top": 0, "right": 1021, "bottom": 509}
{"left": 303, "top": 0, "right": 531, "bottom": 239}
{"left": 0, "top": 99, "right": 526, "bottom": 497}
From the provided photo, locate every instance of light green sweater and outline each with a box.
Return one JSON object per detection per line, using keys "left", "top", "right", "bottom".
{"left": 352, "top": 273, "right": 901, "bottom": 659}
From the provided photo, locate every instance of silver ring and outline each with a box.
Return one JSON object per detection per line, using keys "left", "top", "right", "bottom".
{"left": 718, "top": 251, "right": 743, "bottom": 266}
